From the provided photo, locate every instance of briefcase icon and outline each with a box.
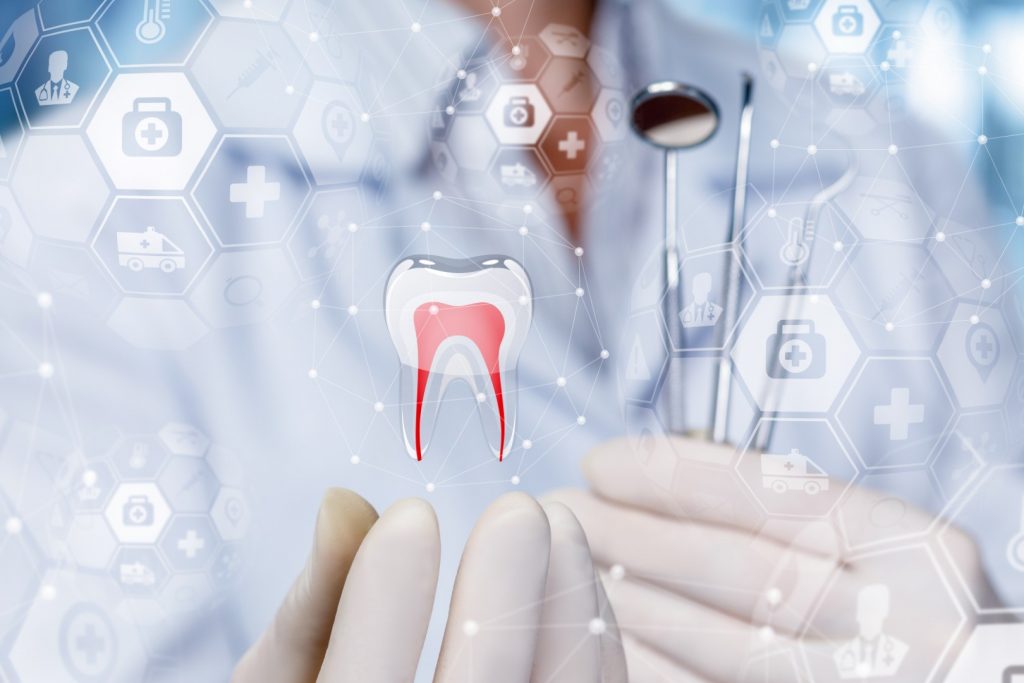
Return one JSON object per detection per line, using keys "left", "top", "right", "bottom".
{"left": 122, "top": 97, "right": 182, "bottom": 157}
{"left": 831, "top": 5, "right": 864, "bottom": 36}
{"left": 766, "top": 319, "right": 827, "bottom": 379}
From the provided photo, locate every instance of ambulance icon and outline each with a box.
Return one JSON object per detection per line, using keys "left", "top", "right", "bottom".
{"left": 117, "top": 226, "right": 185, "bottom": 273}
{"left": 761, "top": 449, "right": 831, "bottom": 495}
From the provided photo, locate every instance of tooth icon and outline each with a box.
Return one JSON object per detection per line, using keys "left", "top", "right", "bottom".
{"left": 385, "top": 255, "right": 533, "bottom": 462}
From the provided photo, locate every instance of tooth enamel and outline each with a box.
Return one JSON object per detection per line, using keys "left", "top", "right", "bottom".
{"left": 385, "top": 255, "right": 533, "bottom": 462}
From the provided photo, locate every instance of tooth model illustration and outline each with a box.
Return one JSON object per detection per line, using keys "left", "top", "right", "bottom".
{"left": 385, "top": 255, "right": 533, "bottom": 462}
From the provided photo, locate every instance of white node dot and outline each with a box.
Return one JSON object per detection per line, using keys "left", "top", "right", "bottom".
{"left": 432, "top": 190, "right": 443, "bottom": 200}
{"left": 970, "top": 314, "right": 980, "bottom": 325}
{"left": 517, "top": 295, "right": 529, "bottom": 306}
{"left": 978, "top": 65, "right": 988, "bottom": 76}
{"left": 511, "top": 475, "right": 521, "bottom": 485}
{"left": 490, "top": 6, "right": 501, "bottom": 16}
{"left": 767, "top": 207, "right": 777, "bottom": 218}
{"left": 38, "top": 362, "right": 54, "bottom": 379}
{"left": 982, "top": 43, "right": 992, "bottom": 54}
{"left": 347, "top": 304, "right": 359, "bottom": 316}
{"left": 556, "top": 376, "right": 567, "bottom": 387}
{"left": 511, "top": 45, "right": 522, "bottom": 56}
{"left": 426, "top": 482, "right": 436, "bottom": 493}
{"left": 428, "top": 304, "right": 439, "bottom": 315}
{"left": 769, "top": 138, "right": 780, "bottom": 149}
{"left": 82, "top": 469, "right": 98, "bottom": 487}
{"left": 880, "top": 60, "right": 891, "bottom": 72}
{"left": 765, "top": 587, "right": 783, "bottom": 606}
{"left": 285, "top": 84, "right": 295, "bottom": 95}
{"left": 609, "top": 564, "right": 625, "bottom": 581}
{"left": 575, "top": 246, "right": 584, "bottom": 257}
{"left": 884, "top": 321, "right": 894, "bottom": 332}
{"left": 445, "top": 105, "right": 455, "bottom": 115}
{"left": 892, "top": 30, "right": 902, "bottom": 39}
{"left": 807, "top": 62, "right": 818, "bottom": 73}
{"left": 1016, "top": 216, "right": 1024, "bottom": 227}
{"left": 37, "top": 291, "right": 53, "bottom": 308}
{"left": 5, "top": 517, "right": 22, "bottom": 535}
{"left": 588, "top": 618, "right": 607, "bottom": 635}
{"left": 518, "top": 226, "right": 529, "bottom": 236}
{"left": 348, "top": 222, "right": 359, "bottom": 233}
{"left": 576, "top": 415, "right": 587, "bottom": 426}
{"left": 759, "top": 626, "right": 776, "bottom": 643}
{"left": 308, "top": 368, "right": 318, "bottom": 379}
{"left": 350, "top": 455, "right": 360, "bottom": 465}
{"left": 40, "top": 584, "right": 57, "bottom": 601}
{"left": 420, "top": 221, "right": 431, "bottom": 232}
{"left": 575, "top": 287, "right": 584, "bottom": 297}
{"left": 522, "top": 204, "right": 533, "bottom": 214}
{"left": 308, "top": 31, "right": 319, "bottom": 42}
{"left": 373, "top": 401, "right": 384, "bottom": 412}
{"left": 411, "top": 22, "right": 422, "bottom": 33}
{"left": 456, "top": 68, "right": 467, "bottom": 79}
{"left": 935, "top": 231, "right": 946, "bottom": 242}
{"left": 476, "top": 392, "right": 486, "bottom": 403}
{"left": 809, "top": 294, "right": 820, "bottom": 304}
{"left": 463, "top": 620, "right": 479, "bottom": 636}
{"left": 359, "top": 112, "right": 370, "bottom": 123}
{"left": 888, "top": 144, "right": 898, "bottom": 155}
{"left": 243, "top": 0, "right": 252, "bottom": 6}
{"left": 522, "top": 439, "right": 533, "bottom": 450}
{"left": 833, "top": 241, "right": 844, "bottom": 252}
{"left": 807, "top": 144, "right": 817, "bottom": 156}
{"left": 600, "top": 349, "right": 610, "bottom": 359}
{"left": 981, "top": 278, "right": 992, "bottom": 289}
{"left": 310, "top": 299, "right": 321, "bottom": 309}
{"left": 978, "top": 135, "right": 988, "bottom": 145}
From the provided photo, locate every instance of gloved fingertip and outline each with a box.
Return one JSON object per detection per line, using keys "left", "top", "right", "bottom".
{"left": 314, "top": 488, "right": 378, "bottom": 563}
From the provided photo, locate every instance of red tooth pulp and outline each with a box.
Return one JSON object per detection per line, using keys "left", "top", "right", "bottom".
{"left": 413, "top": 301, "right": 507, "bottom": 461}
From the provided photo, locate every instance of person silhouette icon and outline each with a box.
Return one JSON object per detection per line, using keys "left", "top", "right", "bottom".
{"left": 679, "top": 271, "right": 722, "bottom": 328}
{"left": 35, "top": 50, "right": 79, "bottom": 107}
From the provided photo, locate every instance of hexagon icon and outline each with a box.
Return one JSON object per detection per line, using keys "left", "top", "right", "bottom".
{"left": 736, "top": 418, "right": 857, "bottom": 518}
{"left": 485, "top": 84, "right": 553, "bottom": 145}
{"left": 91, "top": 197, "right": 213, "bottom": 295}
{"left": 111, "top": 545, "right": 170, "bottom": 596}
{"left": 158, "top": 422, "right": 210, "bottom": 457}
{"left": 97, "top": 0, "right": 214, "bottom": 67}
{"left": 38, "top": 1, "right": 106, "bottom": 29}
{"left": 489, "top": 36, "right": 551, "bottom": 83}
{"left": 817, "top": 56, "right": 878, "bottom": 107}
{"left": 776, "top": 24, "right": 828, "bottom": 79}
{"left": 159, "top": 514, "right": 220, "bottom": 572}
{"left": 293, "top": 80, "right": 373, "bottom": 185}
{"left": 490, "top": 148, "right": 550, "bottom": 200}
{"left": 191, "top": 19, "right": 311, "bottom": 130}
{"left": 539, "top": 116, "right": 597, "bottom": 174}
{"left": 937, "top": 303, "right": 1018, "bottom": 409}
{"left": 837, "top": 469, "right": 937, "bottom": 549}
{"left": 104, "top": 481, "right": 172, "bottom": 544}
{"left": 0, "top": 10, "right": 40, "bottom": 86}
{"left": 813, "top": 0, "right": 881, "bottom": 54}
{"left": 157, "top": 456, "right": 219, "bottom": 513}
{"left": 838, "top": 358, "right": 954, "bottom": 468}
{"left": 0, "top": 186, "right": 33, "bottom": 268}
{"left": 282, "top": 1, "right": 361, "bottom": 81}
{"left": 591, "top": 89, "right": 627, "bottom": 142}
{"left": 194, "top": 136, "right": 311, "bottom": 247}
{"left": 15, "top": 28, "right": 112, "bottom": 129}
{"left": 65, "top": 513, "right": 117, "bottom": 569}
{"left": 211, "top": 487, "right": 250, "bottom": 541}
{"left": 85, "top": 72, "right": 216, "bottom": 191}
{"left": 621, "top": 310, "right": 670, "bottom": 405}
{"left": 0, "top": 88, "right": 26, "bottom": 181}
{"left": 288, "top": 187, "right": 366, "bottom": 280}
{"left": 670, "top": 249, "right": 754, "bottom": 352}
{"left": 538, "top": 23, "right": 589, "bottom": 58}
{"left": 106, "top": 297, "right": 209, "bottom": 349}
{"left": 930, "top": 412, "right": 997, "bottom": 504}
{"left": 11, "top": 135, "right": 109, "bottom": 243}
{"left": 730, "top": 294, "right": 861, "bottom": 413}
{"left": 110, "top": 436, "right": 170, "bottom": 480}
{"left": 538, "top": 57, "right": 599, "bottom": 115}
{"left": 931, "top": 219, "right": 1006, "bottom": 303}
{"left": 586, "top": 45, "right": 625, "bottom": 88}
{"left": 447, "top": 115, "right": 499, "bottom": 173}
{"left": 833, "top": 176, "right": 933, "bottom": 241}
{"left": 189, "top": 247, "right": 299, "bottom": 327}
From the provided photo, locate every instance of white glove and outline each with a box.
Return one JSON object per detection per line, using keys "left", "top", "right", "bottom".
{"left": 548, "top": 436, "right": 997, "bottom": 683}
{"left": 232, "top": 489, "right": 626, "bottom": 683}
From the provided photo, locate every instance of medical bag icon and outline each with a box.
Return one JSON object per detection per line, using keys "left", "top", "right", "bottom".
{"left": 503, "top": 96, "right": 535, "bottom": 128}
{"left": 832, "top": 5, "right": 864, "bottom": 36}
{"left": 122, "top": 97, "right": 182, "bottom": 157}
{"left": 766, "top": 319, "right": 826, "bottom": 379}
{"left": 123, "top": 495, "right": 155, "bottom": 526}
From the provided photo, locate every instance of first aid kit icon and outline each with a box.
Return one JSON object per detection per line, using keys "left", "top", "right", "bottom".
{"left": 832, "top": 5, "right": 864, "bottom": 36}
{"left": 123, "top": 97, "right": 182, "bottom": 157}
{"left": 766, "top": 319, "right": 827, "bottom": 379}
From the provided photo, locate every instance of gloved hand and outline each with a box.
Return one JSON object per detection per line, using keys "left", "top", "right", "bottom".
{"left": 549, "top": 436, "right": 999, "bottom": 682}
{"left": 232, "top": 489, "right": 626, "bottom": 682}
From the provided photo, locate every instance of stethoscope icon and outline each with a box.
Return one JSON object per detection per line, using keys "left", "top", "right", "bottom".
{"left": 1007, "top": 494, "right": 1024, "bottom": 573}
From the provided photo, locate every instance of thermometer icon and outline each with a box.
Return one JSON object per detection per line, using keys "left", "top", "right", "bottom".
{"left": 136, "top": 0, "right": 171, "bottom": 45}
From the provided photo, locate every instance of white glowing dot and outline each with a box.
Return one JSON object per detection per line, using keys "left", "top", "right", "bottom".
{"left": 456, "top": 68, "right": 467, "bottom": 79}
{"left": 807, "top": 62, "right": 818, "bottom": 73}
{"left": 522, "top": 204, "right": 533, "bottom": 214}
{"left": 350, "top": 455, "right": 360, "bottom": 464}
{"left": 348, "top": 222, "right": 359, "bottom": 233}
{"left": 982, "top": 43, "right": 992, "bottom": 54}
{"left": 511, "top": 475, "right": 521, "bottom": 485}
{"left": 807, "top": 144, "right": 817, "bottom": 155}
{"left": 600, "top": 349, "right": 610, "bottom": 359}
{"left": 609, "top": 564, "right": 625, "bottom": 581}
{"left": 517, "top": 295, "right": 529, "bottom": 306}
{"left": 429, "top": 304, "right": 439, "bottom": 315}
{"left": 347, "top": 304, "right": 358, "bottom": 315}
{"left": 759, "top": 626, "right": 775, "bottom": 643}
{"left": 37, "top": 362, "right": 54, "bottom": 379}
{"left": 970, "top": 314, "right": 980, "bottom": 325}
{"left": 5, "top": 517, "right": 22, "bottom": 535}
{"left": 433, "top": 190, "right": 443, "bottom": 200}
{"left": 511, "top": 45, "right": 522, "bottom": 56}
{"left": 522, "top": 439, "right": 533, "bottom": 450}
{"left": 243, "top": 0, "right": 252, "bottom": 7}
{"left": 575, "top": 287, "right": 584, "bottom": 297}
{"left": 884, "top": 321, "right": 894, "bottom": 332}
{"left": 769, "top": 139, "right": 780, "bottom": 149}
{"left": 308, "top": 31, "right": 319, "bottom": 42}
{"left": 359, "top": 112, "right": 370, "bottom": 123}
{"left": 765, "top": 587, "right": 782, "bottom": 606}
{"left": 574, "top": 246, "right": 584, "bottom": 257}
{"left": 518, "top": 226, "right": 529, "bottom": 236}
{"left": 82, "top": 469, "right": 97, "bottom": 487}
{"left": 981, "top": 278, "right": 991, "bottom": 289}
{"left": 463, "top": 620, "right": 479, "bottom": 636}
{"left": 308, "top": 368, "right": 318, "bottom": 379}
{"left": 809, "top": 294, "right": 820, "bottom": 304}
{"left": 978, "top": 134, "right": 988, "bottom": 145}
{"left": 37, "top": 292, "right": 53, "bottom": 308}
{"left": 40, "top": 584, "right": 57, "bottom": 601}
{"left": 856, "top": 663, "right": 872, "bottom": 677}
{"left": 1016, "top": 216, "right": 1024, "bottom": 227}
{"left": 311, "top": 299, "right": 321, "bottom": 309}
{"left": 888, "top": 144, "right": 898, "bottom": 155}
{"left": 411, "top": 22, "right": 422, "bottom": 33}
{"left": 420, "top": 221, "right": 431, "bottom": 231}
{"left": 833, "top": 241, "right": 843, "bottom": 251}
{"left": 374, "top": 401, "right": 384, "bottom": 412}
{"left": 556, "top": 376, "right": 567, "bottom": 387}
{"left": 476, "top": 392, "right": 486, "bottom": 403}
{"left": 285, "top": 84, "right": 295, "bottom": 95}
{"left": 978, "top": 65, "right": 988, "bottom": 76}
{"left": 576, "top": 415, "right": 587, "bottom": 426}
{"left": 490, "top": 6, "right": 501, "bottom": 16}
{"left": 426, "top": 482, "right": 436, "bottom": 493}
{"left": 880, "top": 60, "right": 891, "bottom": 72}
{"left": 445, "top": 105, "right": 455, "bottom": 115}
{"left": 767, "top": 207, "right": 777, "bottom": 218}
{"left": 935, "top": 231, "right": 946, "bottom": 242}
{"left": 892, "top": 30, "right": 902, "bottom": 39}
{"left": 588, "top": 617, "right": 607, "bottom": 635}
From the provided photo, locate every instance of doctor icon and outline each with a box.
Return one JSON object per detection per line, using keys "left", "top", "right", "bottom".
{"left": 680, "top": 271, "right": 723, "bottom": 328}
{"left": 35, "top": 50, "right": 79, "bottom": 107}
{"left": 834, "top": 584, "right": 910, "bottom": 679}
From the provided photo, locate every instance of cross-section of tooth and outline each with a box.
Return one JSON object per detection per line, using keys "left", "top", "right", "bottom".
{"left": 385, "top": 255, "right": 533, "bottom": 461}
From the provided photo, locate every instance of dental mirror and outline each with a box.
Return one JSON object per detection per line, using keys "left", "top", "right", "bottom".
{"left": 630, "top": 82, "right": 720, "bottom": 149}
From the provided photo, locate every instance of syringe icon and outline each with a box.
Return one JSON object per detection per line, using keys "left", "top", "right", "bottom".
{"left": 136, "top": 0, "right": 172, "bottom": 45}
